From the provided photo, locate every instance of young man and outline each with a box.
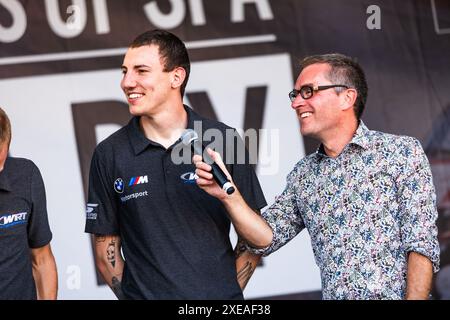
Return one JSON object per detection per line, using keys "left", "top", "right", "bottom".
{"left": 194, "top": 53, "right": 440, "bottom": 300}
{"left": 85, "top": 30, "right": 266, "bottom": 299}
{"left": 0, "top": 107, "right": 57, "bottom": 300}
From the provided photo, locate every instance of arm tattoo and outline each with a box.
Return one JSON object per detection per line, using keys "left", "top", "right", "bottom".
{"left": 95, "top": 235, "right": 106, "bottom": 243}
{"left": 111, "top": 276, "right": 126, "bottom": 300}
{"left": 107, "top": 238, "right": 116, "bottom": 268}
{"left": 234, "top": 239, "right": 247, "bottom": 258}
{"left": 237, "top": 261, "right": 255, "bottom": 290}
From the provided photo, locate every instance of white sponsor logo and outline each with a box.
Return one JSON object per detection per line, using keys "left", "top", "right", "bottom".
{"left": 0, "top": 212, "right": 28, "bottom": 227}
{"left": 120, "top": 191, "right": 149, "bottom": 203}
{"left": 180, "top": 172, "right": 199, "bottom": 184}
{"left": 86, "top": 203, "right": 98, "bottom": 220}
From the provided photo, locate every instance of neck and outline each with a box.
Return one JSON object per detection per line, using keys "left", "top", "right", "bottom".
{"left": 139, "top": 100, "right": 187, "bottom": 149}
{"left": 321, "top": 119, "right": 359, "bottom": 158}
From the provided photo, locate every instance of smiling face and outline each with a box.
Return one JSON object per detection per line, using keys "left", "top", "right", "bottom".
{"left": 120, "top": 45, "right": 175, "bottom": 117}
{"left": 291, "top": 63, "right": 346, "bottom": 140}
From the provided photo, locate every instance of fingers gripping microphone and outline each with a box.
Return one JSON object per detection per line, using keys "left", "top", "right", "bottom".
{"left": 181, "top": 129, "right": 235, "bottom": 195}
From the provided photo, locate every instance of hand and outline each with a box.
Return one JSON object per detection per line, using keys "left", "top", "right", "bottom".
{"left": 193, "top": 148, "right": 234, "bottom": 201}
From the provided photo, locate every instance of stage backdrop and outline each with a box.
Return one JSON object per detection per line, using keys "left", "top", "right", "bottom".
{"left": 1, "top": 0, "right": 449, "bottom": 299}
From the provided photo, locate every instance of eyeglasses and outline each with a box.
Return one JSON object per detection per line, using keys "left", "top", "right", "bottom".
{"left": 288, "top": 84, "right": 349, "bottom": 102}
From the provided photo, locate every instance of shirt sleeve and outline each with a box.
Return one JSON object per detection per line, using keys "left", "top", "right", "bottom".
{"left": 227, "top": 130, "right": 267, "bottom": 212}
{"left": 84, "top": 148, "right": 120, "bottom": 235}
{"left": 27, "top": 162, "right": 52, "bottom": 248}
{"left": 247, "top": 166, "right": 305, "bottom": 256}
{"left": 397, "top": 138, "right": 440, "bottom": 273}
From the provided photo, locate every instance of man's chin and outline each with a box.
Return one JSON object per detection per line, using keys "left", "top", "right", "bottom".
{"left": 300, "top": 127, "right": 318, "bottom": 139}
{"left": 300, "top": 126, "right": 311, "bottom": 137}
{"left": 129, "top": 105, "right": 145, "bottom": 116}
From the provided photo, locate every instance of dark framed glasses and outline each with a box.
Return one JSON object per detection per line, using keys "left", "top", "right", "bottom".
{"left": 289, "top": 84, "right": 349, "bottom": 102}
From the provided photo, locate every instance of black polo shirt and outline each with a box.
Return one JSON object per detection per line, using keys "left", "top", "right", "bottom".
{"left": 85, "top": 105, "right": 267, "bottom": 299}
{"left": 0, "top": 157, "right": 53, "bottom": 300}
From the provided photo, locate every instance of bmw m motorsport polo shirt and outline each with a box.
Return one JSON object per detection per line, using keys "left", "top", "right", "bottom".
{"left": 0, "top": 158, "right": 53, "bottom": 299}
{"left": 85, "top": 105, "right": 267, "bottom": 299}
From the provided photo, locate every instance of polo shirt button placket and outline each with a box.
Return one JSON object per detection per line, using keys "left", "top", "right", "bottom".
{"left": 163, "top": 152, "right": 172, "bottom": 180}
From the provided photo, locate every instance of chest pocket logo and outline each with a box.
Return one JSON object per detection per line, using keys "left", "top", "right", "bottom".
{"left": 114, "top": 178, "right": 124, "bottom": 193}
{"left": 128, "top": 175, "right": 148, "bottom": 186}
{"left": 180, "top": 172, "right": 198, "bottom": 184}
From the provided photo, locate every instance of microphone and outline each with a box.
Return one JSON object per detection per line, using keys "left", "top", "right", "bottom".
{"left": 181, "top": 129, "right": 235, "bottom": 195}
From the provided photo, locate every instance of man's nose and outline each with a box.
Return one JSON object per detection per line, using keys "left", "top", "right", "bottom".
{"left": 121, "top": 72, "right": 137, "bottom": 89}
{"left": 291, "top": 94, "right": 306, "bottom": 110}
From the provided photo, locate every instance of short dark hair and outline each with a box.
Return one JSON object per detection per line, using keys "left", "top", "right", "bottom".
{"left": 299, "top": 53, "right": 368, "bottom": 120}
{"left": 0, "top": 107, "right": 11, "bottom": 146}
{"left": 130, "top": 29, "right": 190, "bottom": 97}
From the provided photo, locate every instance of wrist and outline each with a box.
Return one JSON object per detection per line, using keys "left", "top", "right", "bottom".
{"left": 220, "top": 185, "right": 241, "bottom": 205}
{"left": 405, "top": 292, "right": 430, "bottom": 300}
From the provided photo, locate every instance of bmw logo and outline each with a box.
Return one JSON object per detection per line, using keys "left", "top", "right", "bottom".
{"left": 114, "top": 178, "right": 124, "bottom": 193}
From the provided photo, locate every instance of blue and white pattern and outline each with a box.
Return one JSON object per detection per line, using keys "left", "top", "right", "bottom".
{"left": 114, "top": 178, "right": 124, "bottom": 193}
{"left": 250, "top": 122, "right": 440, "bottom": 299}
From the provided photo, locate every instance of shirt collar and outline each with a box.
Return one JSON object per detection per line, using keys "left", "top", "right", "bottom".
{"left": 127, "top": 105, "right": 201, "bottom": 155}
{"left": 349, "top": 121, "right": 371, "bottom": 150}
{"left": 0, "top": 160, "right": 12, "bottom": 192}
{"left": 316, "top": 121, "right": 372, "bottom": 157}
{"left": 185, "top": 104, "right": 202, "bottom": 130}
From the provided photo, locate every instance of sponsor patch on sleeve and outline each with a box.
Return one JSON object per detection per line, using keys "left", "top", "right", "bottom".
{"left": 86, "top": 203, "right": 99, "bottom": 220}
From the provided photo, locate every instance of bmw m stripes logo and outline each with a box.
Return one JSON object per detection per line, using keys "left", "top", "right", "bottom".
{"left": 129, "top": 175, "right": 148, "bottom": 186}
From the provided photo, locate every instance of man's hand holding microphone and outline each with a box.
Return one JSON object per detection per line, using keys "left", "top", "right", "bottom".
{"left": 184, "top": 129, "right": 273, "bottom": 249}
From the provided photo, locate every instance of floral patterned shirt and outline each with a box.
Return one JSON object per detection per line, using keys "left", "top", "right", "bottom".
{"left": 250, "top": 122, "right": 440, "bottom": 299}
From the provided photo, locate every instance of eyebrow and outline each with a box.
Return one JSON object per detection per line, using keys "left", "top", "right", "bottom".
{"left": 121, "top": 64, "right": 151, "bottom": 70}
{"left": 295, "top": 83, "right": 314, "bottom": 89}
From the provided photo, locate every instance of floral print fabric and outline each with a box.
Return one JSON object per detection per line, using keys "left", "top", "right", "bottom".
{"left": 250, "top": 122, "right": 440, "bottom": 299}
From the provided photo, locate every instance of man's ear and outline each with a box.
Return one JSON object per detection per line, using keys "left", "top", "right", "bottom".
{"left": 340, "top": 88, "right": 358, "bottom": 111}
{"left": 171, "top": 67, "right": 186, "bottom": 89}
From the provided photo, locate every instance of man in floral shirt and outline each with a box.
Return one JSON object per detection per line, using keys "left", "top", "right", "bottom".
{"left": 193, "top": 53, "right": 440, "bottom": 299}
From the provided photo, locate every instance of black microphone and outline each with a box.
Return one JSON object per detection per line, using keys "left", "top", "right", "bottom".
{"left": 181, "top": 129, "right": 235, "bottom": 195}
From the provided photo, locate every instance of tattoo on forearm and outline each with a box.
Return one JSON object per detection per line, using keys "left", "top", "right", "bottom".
{"left": 95, "top": 235, "right": 106, "bottom": 243}
{"left": 107, "top": 238, "right": 116, "bottom": 268}
{"left": 111, "top": 276, "right": 125, "bottom": 300}
{"left": 237, "top": 261, "right": 255, "bottom": 290}
{"left": 234, "top": 239, "right": 247, "bottom": 258}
